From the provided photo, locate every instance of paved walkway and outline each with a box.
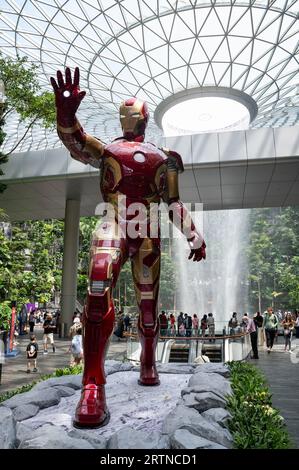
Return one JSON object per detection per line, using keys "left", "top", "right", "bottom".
{"left": 0, "top": 326, "right": 127, "bottom": 395}
{"left": 248, "top": 336, "right": 299, "bottom": 449}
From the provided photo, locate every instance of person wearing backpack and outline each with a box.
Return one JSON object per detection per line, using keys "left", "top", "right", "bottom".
{"left": 264, "top": 307, "right": 278, "bottom": 353}
{"left": 71, "top": 327, "right": 83, "bottom": 365}
{"left": 26, "top": 335, "right": 38, "bottom": 373}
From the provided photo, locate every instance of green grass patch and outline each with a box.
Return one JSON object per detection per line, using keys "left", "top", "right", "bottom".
{"left": 0, "top": 364, "right": 83, "bottom": 404}
{"left": 226, "top": 361, "right": 292, "bottom": 449}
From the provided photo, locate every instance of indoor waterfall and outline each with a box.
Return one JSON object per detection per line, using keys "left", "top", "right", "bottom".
{"left": 171, "top": 209, "right": 250, "bottom": 327}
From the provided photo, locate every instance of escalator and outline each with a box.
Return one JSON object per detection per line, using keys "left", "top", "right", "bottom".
{"left": 201, "top": 343, "right": 222, "bottom": 362}
{"left": 168, "top": 342, "right": 190, "bottom": 363}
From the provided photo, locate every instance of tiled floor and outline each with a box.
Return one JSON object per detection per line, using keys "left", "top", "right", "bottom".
{"left": 249, "top": 336, "right": 299, "bottom": 449}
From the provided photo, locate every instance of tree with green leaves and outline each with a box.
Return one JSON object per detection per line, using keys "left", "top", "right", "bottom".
{"left": 248, "top": 207, "right": 299, "bottom": 312}
{"left": 0, "top": 54, "right": 56, "bottom": 193}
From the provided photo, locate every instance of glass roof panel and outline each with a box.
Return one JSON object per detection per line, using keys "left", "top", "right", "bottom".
{"left": 0, "top": 0, "right": 298, "bottom": 153}
{"left": 162, "top": 96, "right": 251, "bottom": 136}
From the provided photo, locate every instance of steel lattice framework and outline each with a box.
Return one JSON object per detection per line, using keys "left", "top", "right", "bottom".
{"left": 0, "top": 0, "right": 298, "bottom": 153}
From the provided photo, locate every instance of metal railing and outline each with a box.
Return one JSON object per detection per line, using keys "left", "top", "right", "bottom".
{"left": 125, "top": 330, "right": 251, "bottom": 364}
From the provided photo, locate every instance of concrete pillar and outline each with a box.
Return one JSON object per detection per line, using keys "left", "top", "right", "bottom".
{"left": 60, "top": 199, "right": 80, "bottom": 337}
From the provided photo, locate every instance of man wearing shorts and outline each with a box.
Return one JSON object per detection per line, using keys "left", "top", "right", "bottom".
{"left": 43, "top": 313, "right": 56, "bottom": 354}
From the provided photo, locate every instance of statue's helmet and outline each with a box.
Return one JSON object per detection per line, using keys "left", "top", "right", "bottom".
{"left": 119, "top": 97, "right": 149, "bottom": 139}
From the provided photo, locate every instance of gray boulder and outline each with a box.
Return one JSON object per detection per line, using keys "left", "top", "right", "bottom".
{"left": 119, "top": 362, "right": 135, "bottom": 372}
{"left": 52, "top": 385, "right": 76, "bottom": 397}
{"left": 31, "top": 375, "right": 82, "bottom": 392}
{"left": 162, "top": 405, "right": 232, "bottom": 448}
{"left": 202, "top": 408, "right": 232, "bottom": 428}
{"left": 19, "top": 424, "right": 94, "bottom": 449}
{"left": 194, "top": 363, "right": 230, "bottom": 378}
{"left": 0, "top": 406, "right": 16, "bottom": 449}
{"left": 188, "top": 372, "right": 232, "bottom": 397}
{"left": 16, "top": 420, "right": 67, "bottom": 444}
{"left": 108, "top": 426, "right": 169, "bottom": 449}
{"left": 13, "top": 404, "right": 39, "bottom": 422}
{"left": 2, "top": 387, "right": 61, "bottom": 410}
{"left": 171, "top": 429, "right": 227, "bottom": 449}
{"left": 68, "top": 428, "right": 107, "bottom": 449}
{"left": 157, "top": 364, "right": 195, "bottom": 375}
{"left": 181, "top": 391, "right": 226, "bottom": 412}
{"left": 181, "top": 384, "right": 229, "bottom": 400}
{"left": 104, "top": 362, "right": 134, "bottom": 375}
{"left": 105, "top": 360, "right": 123, "bottom": 369}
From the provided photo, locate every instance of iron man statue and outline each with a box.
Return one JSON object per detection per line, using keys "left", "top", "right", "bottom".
{"left": 51, "top": 67, "right": 206, "bottom": 428}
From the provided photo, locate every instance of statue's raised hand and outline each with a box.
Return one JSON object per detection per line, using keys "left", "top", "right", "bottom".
{"left": 50, "top": 67, "right": 86, "bottom": 123}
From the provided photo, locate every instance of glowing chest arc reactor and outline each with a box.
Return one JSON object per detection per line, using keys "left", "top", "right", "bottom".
{"left": 133, "top": 152, "right": 146, "bottom": 163}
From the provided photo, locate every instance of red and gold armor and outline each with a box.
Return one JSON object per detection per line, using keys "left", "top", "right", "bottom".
{"left": 51, "top": 67, "right": 206, "bottom": 428}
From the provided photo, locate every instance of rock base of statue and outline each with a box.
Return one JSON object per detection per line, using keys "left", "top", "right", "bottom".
{"left": 0, "top": 361, "right": 233, "bottom": 449}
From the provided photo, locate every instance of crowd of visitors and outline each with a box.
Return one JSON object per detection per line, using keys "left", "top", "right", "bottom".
{"left": 110, "top": 308, "right": 299, "bottom": 350}
{"left": 1, "top": 302, "right": 298, "bottom": 374}
{"left": 156, "top": 311, "right": 217, "bottom": 339}
{"left": 227, "top": 308, "right": 299, "bottom": 359}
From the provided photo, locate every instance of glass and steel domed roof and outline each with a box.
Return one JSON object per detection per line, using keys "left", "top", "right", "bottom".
{"left": 0, "top": 0, "right": 298, "bottom": 152}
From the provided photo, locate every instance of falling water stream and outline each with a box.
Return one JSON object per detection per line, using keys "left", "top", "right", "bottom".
{"left": 171, "top": 209, "right": 250, "bottom": 326}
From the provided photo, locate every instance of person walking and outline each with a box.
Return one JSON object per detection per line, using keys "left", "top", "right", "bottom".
{"left": 183, "top": 314, "right": 191, "bottom": 337}
{"left": 187, "top": 315, "right": 192, "bottom": 337}
{"left": 192, "top": 314, "right": 199, "bottom": 336}
{"left": 254, "top": 311, "right": 264, "bottom": 346}
{"left": 228, "top": 312, "right": 238, "bottom": 335}
{"left": 207, "top": 313, "right": 215, "bottom": 343}
{"left": 201, "top": 314, "right": 208, "bottom": 337}
{"left": 71, "top": 327, "right": 83, "bottom": 365}
{"left": 43, "top": 313, "right": 56, "bottom": 354}
{"left": 159, "top": 311, "right": 168, "bottom": 337}
{"left": 177, "top": 312, "right": 184, "bottom": 336}
{"left": 18, "top": 304, "right": 28, "bottom": 335}
{"left": 169, "top": 313, "right": 176, "bottom": 336}
{"left": 124, "top": 314, "right": 131, "bottom": 332}
{"left": 179, "top": 321, "right": 186, "bottom": 337}
{"left": 26, "top": 335, "right": 38, "bottom": 373}
{"left": 281, "top": 312, "right": 295, "bottom": 352}
{"left": 264, "top": 307, "right": 278, "bottom": 353}
{"left": 295, "top": 314, "right": 299, "bottom": 339}
{"left": 244, "top": 315, "right": 258, "bottom": 359}
{"left": 28, "top": 309, "right": 36, "bottom": 333}
{"left": 114, "top": 313, "right": 125, "bottom": 341}
{"left": 69, "top": 317, "right": 82, "bottom": 339}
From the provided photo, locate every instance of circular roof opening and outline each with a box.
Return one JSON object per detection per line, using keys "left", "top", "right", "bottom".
{"left": 155, "top": 87, "right": 258, "bottom": 136}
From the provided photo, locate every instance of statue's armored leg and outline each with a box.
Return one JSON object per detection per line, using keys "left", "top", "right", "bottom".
{"left": 131, "top": 238, "right": 160, "bottom": 386}
{"left": 74, "top": 221, "right": 125, "bottom": 428}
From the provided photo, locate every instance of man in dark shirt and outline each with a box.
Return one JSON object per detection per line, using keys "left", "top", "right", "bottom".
{"left": 124, "top": 314, "right": 132, "bottom": 332}
{"left": 43, "top": 313, "right": 56, "bottom": 354}
{"left": 159, "top": 311, "right": 168, "bottom": 337}
{"left": 186, "top": 315, "right": 193, "bottom": 337}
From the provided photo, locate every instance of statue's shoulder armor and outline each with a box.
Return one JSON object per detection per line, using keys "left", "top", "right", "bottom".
{"left": 161, "top": 147, "right": 184, "bottom": 173}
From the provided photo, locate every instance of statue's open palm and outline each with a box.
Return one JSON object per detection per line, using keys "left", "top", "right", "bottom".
{"left": 50, "top": 67, "right": 86, "bottom": 117}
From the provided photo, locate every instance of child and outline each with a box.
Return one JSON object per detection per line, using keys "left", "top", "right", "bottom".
{"left": 26, "top": 335, "right": 38, "bottom": 373}
{"left": 71, "top": 327, "right": 83, "bottom": 365}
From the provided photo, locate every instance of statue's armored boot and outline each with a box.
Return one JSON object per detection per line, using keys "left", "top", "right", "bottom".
{"left": 138, "top": 321, "right": 160, "bottom": 386}
{"left": 73, "top": 301, "right": 114, "bottom": 428}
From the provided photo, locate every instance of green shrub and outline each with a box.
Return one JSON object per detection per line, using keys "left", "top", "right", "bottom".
{"left": 0, "top": 364, "right": 83, "bottom": 404}
{"left": 226, "top": 361, "right": 292, "bottom": 449}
